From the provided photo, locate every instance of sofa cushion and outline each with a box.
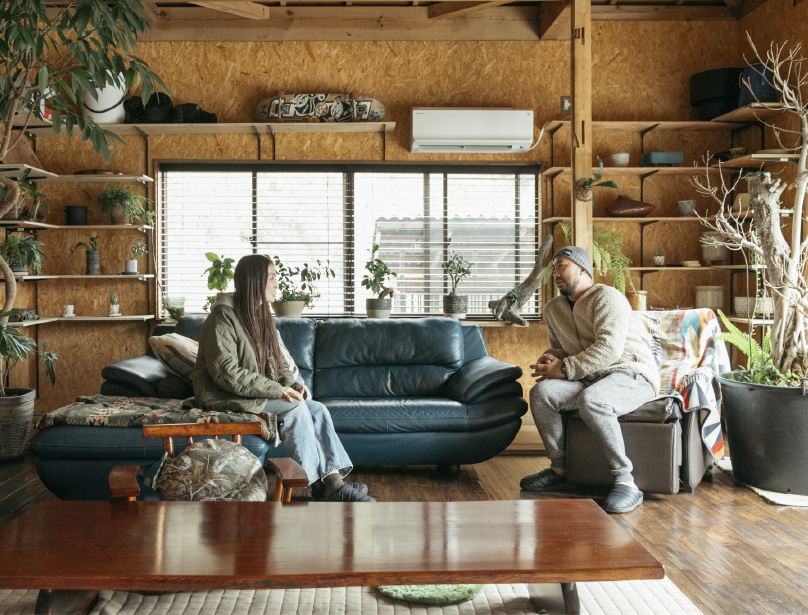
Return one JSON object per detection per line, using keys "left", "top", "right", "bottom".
{"left": 175, "top": 315, "right": 207, "bottom": 340}
{"left": 100, "top": 356, "right": 169, "bottom": 397}
{"left": 149, "top": 333, "right": 199, "bottom": 382}
{"left": 275, "top": 318, "right": 316, "bottom": 391}
{"left": 314, "top": 318, "right": 464, "bottom": 397}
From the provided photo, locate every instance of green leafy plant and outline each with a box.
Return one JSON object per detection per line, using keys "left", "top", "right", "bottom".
{"left": 202, "top": 253, "right": 235, "bottom": 311}
{"left": 575, "top": 156, "right": 621, "bottom": 209}
{"left": 98, "top": 188, "right": 152, "bottom": 223}
{"left": 272, "top": 255, "right": 335, "bottom": 309}
{"left": 130, "top": 241, "right": 147, "bottom": 260}
{"left": 716, "top": 310, "right": 799, "bottom": 387}
{"left": 654, "top": 249, "right": 666, "bottom": 257}
{"left": 0, "top": 310, "right": 59, "bottom": 394}
{"left": 70, "top": 236, "right": 99, "bottom": 254}
{"left": 442, "top": 251, "right": 473, "bottom": 296}
{"left": 110, "top": 291, "right": 119, "bottom": 306}
{"left": 0, "top": 234, "right": 53, "bottom": 275}
{"left": 361, "top": 244, "right": 397, "bottom": 297}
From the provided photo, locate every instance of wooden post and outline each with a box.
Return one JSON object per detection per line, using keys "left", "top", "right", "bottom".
{"left": 570, "top": 0, "right": 593, "bottom": 254}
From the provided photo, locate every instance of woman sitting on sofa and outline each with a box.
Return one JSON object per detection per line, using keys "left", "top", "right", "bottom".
{"left": 191, "top": 254, "right": 374, "bottom": 503}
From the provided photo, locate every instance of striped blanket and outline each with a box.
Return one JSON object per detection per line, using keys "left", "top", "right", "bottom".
{"left": 638, "top": 309, "right": 730, "bottom": 460}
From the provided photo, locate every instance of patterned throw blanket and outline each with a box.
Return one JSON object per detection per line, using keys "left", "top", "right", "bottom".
{"left": 638, "top": 309, "right": 731, "bottom": 461}
{"left": 34, "top": 395, "right": 280, "bottom": 447}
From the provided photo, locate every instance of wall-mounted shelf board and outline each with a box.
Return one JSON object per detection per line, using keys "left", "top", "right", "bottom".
{"left": 8, "top": 315, "right": 154, "bottom": 327}
{"left": 713, "top": 152, "right": 800, "bottom": 168}
{"left": 712, "top": 264, "right": 766, "bottom": 272}
{"left": 0, "top": 164, "right": 152, "bottom": 183}
{"left": 23, "top": 122, "right": 396, "bottom": 137}
{"left": 726, "top": 316, "right": 772, "bottom": 326}
{"left": 544, "top": 216, "right": 715, "bottom": 223}
{"left": 8, "top": 317, "right": 59, "bottom": 328}
{"left": 711, "top": 103, "right": 786, "bottom": 123}
{"left": 0, "top": 164, "right": 58, "bottom": 180}
{"left": 0, "top": 221, "right": 152, "bottom": 231}
{"left": 629, "top": 266, "right": 715, "bottom": 272}
{"left": 3, "top": 274, "right": 154, "bottom": 281}
{"left": 545, "top": 166, "right": 732, "bottom": 177}
{"left": 549, "top": 120, "right": 741, "bottom": 132}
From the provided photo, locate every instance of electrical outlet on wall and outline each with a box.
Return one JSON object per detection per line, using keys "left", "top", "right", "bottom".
{"left": 561, "top": 96, "right": 571, "bottom": 115}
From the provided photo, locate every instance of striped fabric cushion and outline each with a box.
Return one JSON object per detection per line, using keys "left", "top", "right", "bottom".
{"left": 149, "top": 333, "right": 199, "bottom": 382}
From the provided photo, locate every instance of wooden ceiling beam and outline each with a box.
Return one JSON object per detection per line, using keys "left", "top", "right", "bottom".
{"left": 190, "top": 2, "right": 270, "bottom": 19}
{"left": 539, "top": 1, "right": 570, "bottom": 40}
{"left": 739, "top": 0, "right": 772, "bottom": 16}
{"left": 428, "top": 1, "right": 513, "bottom": 20}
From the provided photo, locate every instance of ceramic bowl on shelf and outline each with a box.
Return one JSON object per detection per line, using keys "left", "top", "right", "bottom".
{"left": 677, "top": 200, "right": 697, "bottom": 216}
{"left": 734, "top": 296, "right": 774, "bottom": 318}
{"left": 609, "top": 153, "right": 630, "bottom": 167}
{"left": 605, "top": 196, "right": 655, "bottom": 217}
{"left": 682, "top": 260, "right": 701, "bottom": 268}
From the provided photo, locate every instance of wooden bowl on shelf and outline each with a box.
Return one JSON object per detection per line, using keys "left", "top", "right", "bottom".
{"left": 605, "top": 196, "right": 655, "bottom": 217}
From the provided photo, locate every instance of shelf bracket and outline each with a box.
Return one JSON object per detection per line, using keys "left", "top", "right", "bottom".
{"left": 638, "top": 169, "right": 659, "bottom": 202}
{"left": 639, "top": 123, "right": 660, "bottom": 158}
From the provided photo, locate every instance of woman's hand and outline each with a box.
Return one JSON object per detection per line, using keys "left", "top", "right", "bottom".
{"left": 281, "top": 386, "right": 305, "bottom": 402}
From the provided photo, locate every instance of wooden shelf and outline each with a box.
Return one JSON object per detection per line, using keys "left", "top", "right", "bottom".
{"left": 630, "top": 266, "right": 714, "bottom": 272}
{"left": 8, "top": 317, "right": 60, "bottom": 328}
{"left": 543, "top": 216, "right": 714, "bottom": 223}
{"left": 550, "top": 120, "right": 740, "bottom": 132}
{"left": 711, "top": 103, "right": 787, "bottom": 123}
{"left": 0, "top": 221, "right": 152, "bottom": 231}
{"left": 545, "top": 166, "right": 731, "bottom": 177}
{"left": 0, "top": 164, "right": 152, "bottom": 183}
{"left": 10, "top": 315, "right": 155, "bottom": 326}
{"left": 23, "top": 121, "right": 396, "bottom": 137}
{"left": 712, "top": 264, "right": 765, "bottom": 272}
{"left": 713, "top": 152, "right": 800, "bottom": 168}
{"left": 726, "top": 316, "right": 773, "bottom": 326}
{"left": 0, "top": 164, "right": 58, "bottom": 181}
{"left": 3, "top": 274, "right": 154, "bottom": 281}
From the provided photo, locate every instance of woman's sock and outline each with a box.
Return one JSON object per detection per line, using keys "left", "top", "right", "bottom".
{"left": 322, "top": 471, "right": 344, "bottom": 497}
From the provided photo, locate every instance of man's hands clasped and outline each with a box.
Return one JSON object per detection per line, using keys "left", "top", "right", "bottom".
{"left": 530, "top": 353, "right": 565, "bottom": 382}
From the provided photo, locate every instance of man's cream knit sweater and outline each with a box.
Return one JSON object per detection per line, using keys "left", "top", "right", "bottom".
{"left": 542, "top": 284, "right": 660, "bottom": 393}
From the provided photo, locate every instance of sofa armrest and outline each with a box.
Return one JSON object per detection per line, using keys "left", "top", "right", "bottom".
{"left": 101, "top": 356, "right": 169, "bottom": 397}
{"left": 444, "top": 356, "right": 523, "bottom": 403}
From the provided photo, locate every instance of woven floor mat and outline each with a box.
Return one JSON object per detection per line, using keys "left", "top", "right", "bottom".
{"left": 0, "top": 578, "right": 703, "bottom": 615}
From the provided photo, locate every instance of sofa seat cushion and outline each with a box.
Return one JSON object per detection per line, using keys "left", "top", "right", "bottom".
{"left": 320, "top": 397, "right": 523, "bottom": 433}
{"left": 29, "top": 425, "right": 270, "bottom": 460}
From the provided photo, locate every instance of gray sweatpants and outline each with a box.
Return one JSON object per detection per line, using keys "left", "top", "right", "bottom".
{"left": 529, "top": 370, "right": 655, "bottom": 481}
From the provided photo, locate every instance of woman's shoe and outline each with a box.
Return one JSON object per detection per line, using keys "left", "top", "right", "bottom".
{"left": 326, "top": 484, "right": 376, "bottom": 502}
{"left": 346, "top": 482, "right": 369, "bottom": 496}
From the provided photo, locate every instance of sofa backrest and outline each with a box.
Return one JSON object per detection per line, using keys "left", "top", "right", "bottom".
{"left": 313, "top": 318, "right": 465, "bottom": 398}
{"left": 275, "top": 318, "right": 317, "bottom": 390}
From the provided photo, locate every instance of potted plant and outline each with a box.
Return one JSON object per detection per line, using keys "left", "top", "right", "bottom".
{"left": 62, "top": 295, "right": 77, "bottom": 318}
{"left": 126, "top": 240, "right": 147, "bottom": 275}
{"left": 108, "top": 291, "right": 120, "bottom": 317}
{"left": 442, "top": 251, "right": 472, "bottom": 318}
{"left": 361, "top": 244, "right": 397, "bottom": 319}
{"left": 0, "top": 234, "right": 52, "bottom": 276}
{"left": 653, "top": 250, "right": 665, "bottom": 267}
{"left": 98, "top": 188, "right": 151, "bottom": 226}
{"left": 573, "top": 156, "right": 621, "bottom": 209}
{"left": 271, "top": 255, "right": 335, "bottom": 318}
{"left": 0, "top": 317, "right": 58, "bottom": 460}
{"left": 70, "top": 236, "right": 100, "bottom": 275}
{"left": 202, "top": 252, "right": 235, "bottom": 312}
{"left": 693, "top": 38, "right": 808, "bottom": 495}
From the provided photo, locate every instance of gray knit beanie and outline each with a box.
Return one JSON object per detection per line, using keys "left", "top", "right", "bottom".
{"left": 552, "top": 246, "right": 593, "bottom": 279}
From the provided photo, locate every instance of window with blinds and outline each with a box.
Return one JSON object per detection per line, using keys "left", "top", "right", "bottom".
{"left": 159, "top": 163, "right": 541, "bottom": 317}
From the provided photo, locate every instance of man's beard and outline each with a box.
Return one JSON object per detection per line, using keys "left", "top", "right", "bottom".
{"left": 558, "top": 279, "right": 578, "bottom": 297}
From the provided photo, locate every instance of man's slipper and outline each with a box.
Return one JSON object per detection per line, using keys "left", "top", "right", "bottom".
{"left": 346, "top": 482, "right": 369, "bottom": 496}
{"left": 326, "top": 484, "right": 376, "bottom": 503}
{"left": 603, "top": 483, "right": 643, "bottom": 513}
{"left": 520, "top": 468, "right": 573, "bottom": 492}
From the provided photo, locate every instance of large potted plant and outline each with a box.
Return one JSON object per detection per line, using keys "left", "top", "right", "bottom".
{"left": 361, "top": 244, "right": 397, "bottom": 319}
{"left": 98, "top": 187, "right": 150, "bottom": 225}
{"left": 202, "top": 252, "right": 235, "bottom": 312}
{"left": 70, "top": 236, "right": 100, "bottom": 275}
{"left": 0, "top": 2, "right": 163, "bottom": 425}
{"left": 0, "top": 234, "right": 52, "bottom": 276}
{"left": 442, "top": 251, "right": 473, "bottom": 318}
{"left": 693, "top": 38, "right": 808, "bottom": 494}
{"left": 271, "top": 256, "right": 335, "bottom": 318}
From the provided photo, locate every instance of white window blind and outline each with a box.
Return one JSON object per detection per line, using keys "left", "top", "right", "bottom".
{"left": 160, "top": 164, "right": 541, "bottom": 317}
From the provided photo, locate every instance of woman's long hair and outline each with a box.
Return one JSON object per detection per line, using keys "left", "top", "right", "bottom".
{"left": 233, "top": 254, "right": 283, "bottom": 378}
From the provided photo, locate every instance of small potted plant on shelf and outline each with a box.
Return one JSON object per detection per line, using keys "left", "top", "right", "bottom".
{"left": 361, "top": 244, "right": 397, "bottom": 319}
{"left": 108, "top": 291, "right": 120, "bottom": 317}
{"left": 70, "top": 236, "right": 100, "bottom": 275}
{"left": 202, "top": 252, "right": 235, "bottom": 312}
{"left": 442, "top": 251, "right": 473, "bottom": 319}
{"left": 98, "top": 188, "right": 151, "bottom": 226}
{"left": 654, "top": 250, "right": 666, "bottom": 267}
{"left": 62, "top": 295, "right": 77, "bottom": 318}
{"left": 271, "top": 255, "right": 335, "bottom": 318}
{"left": 126, "top": 241, "right": 147, "bottom": 275}
{"left": 0, "top": 234, "right": 52, "bottom": 276}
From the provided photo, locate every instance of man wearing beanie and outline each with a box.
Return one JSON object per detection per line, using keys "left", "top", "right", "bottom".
{"left": 521, "top": 246, "right": 659, "bottom": 513}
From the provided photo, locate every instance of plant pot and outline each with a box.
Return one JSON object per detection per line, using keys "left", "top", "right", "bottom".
{"left": 366, "top": 297, "right": 392, "bottom": 319}
{"left": 163, "top": 297, "right": 186, "bottom": 322}
{"left": 62, "top": 304, "right": 75, "bottom": 317}
{"left": 85, "top": 251, "right": 100, "bottom": 275}
{"left": 718, "top": 374, "right": 808, "bottom": 495}
{"left": 108, "top": 204, "right": 131, "bottom": 225}
{"left": 0, "top": 388, "right": 36, "bottom": 461}
{"left": 733, "top": 296, "right": 774, "bottom": 318}
{"left": 65, "top": 205, "right": 88, "bottom": 226}
{"left": 271, "top": 300, "right": 305, "bottom": 318}
{"left": 124, "top": 259, "right": 138, "bottom": 274}
{"left": 443, "top": 294, "right": 467, "bottom": 319}
{"left": 653, "top": 256, "right": 665, "bottom": 267}
{"left": 108, "top": 304, "right": 120, "bottom": 317}
{"left": 701, "top": 232, "right": 730, "bottom": 264}
{"left": 7, "top": 255, "right": 28, "bottom": 275}
{"left": 626, "top": 290, "right": 648, "bottom": 311}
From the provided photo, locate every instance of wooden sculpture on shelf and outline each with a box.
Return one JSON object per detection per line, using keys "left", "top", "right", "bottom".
{"left": 254, "top": 91, "right": 386, "bottom": 123}
{"left": 489, "top": 234, "right": 555, "bottom": 326}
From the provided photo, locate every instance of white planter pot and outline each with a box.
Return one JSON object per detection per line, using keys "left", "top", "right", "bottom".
{"left": 108, "top": 304, "right": 121, "bottom": 317}
{"left": 366, "top": 297, "right": 392, "bottom": 319}
{"left": 62, "top": 305, "right": 75, "bottom": 317}
{"left": 124, "top": 259, "right": 138, "bottom": 274}
{"left": 443, "top": 295, "right": 468, "bottom": 319}
{"left": 271, "top": 300, "right": 305, "bottom": 318}
{"left": 734, "top": 296, "right": 775, "bottom": 318}
{"left": 653, "top": 256, "right": 665, "bottom": 267}
{"left": 84, "top": 77, "right": 127, "bottom": 123}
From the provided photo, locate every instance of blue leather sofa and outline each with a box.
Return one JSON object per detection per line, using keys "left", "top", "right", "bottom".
{"left": 31, "top": 316, "right": 527, "bottom": 500}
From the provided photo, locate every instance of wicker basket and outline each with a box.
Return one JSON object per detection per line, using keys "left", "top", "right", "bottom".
{"left": 0, "top": 389, "right": 36, "bottom": 461}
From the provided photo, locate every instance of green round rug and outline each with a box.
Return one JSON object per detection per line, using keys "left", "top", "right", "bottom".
{"left": 376, "top": 584, "right": 485, "bottom": 606}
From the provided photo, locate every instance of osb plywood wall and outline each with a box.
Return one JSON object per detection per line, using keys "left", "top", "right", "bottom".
{"left": 12, "top": 8, "right": 802, "bottom": 417}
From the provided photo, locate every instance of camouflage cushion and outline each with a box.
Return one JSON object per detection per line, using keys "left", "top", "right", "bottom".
{"left": 153, "top": 438, "right": 268, "bottom": 501}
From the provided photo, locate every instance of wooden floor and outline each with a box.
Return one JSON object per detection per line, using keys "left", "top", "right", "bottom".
{"left": 2, "top": 452, "right": 808, "bottom": 615}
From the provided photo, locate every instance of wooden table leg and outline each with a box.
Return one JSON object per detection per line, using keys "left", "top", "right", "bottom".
{"left": 527, "top": 582, "right": 581, "bottom": 615}
{"left": 35, "top": 589, "right": 98, "bottom": 615}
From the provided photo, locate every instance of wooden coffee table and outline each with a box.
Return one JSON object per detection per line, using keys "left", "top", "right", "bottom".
{"left": 0, "top": 499, "right": 662, "bottom": 615}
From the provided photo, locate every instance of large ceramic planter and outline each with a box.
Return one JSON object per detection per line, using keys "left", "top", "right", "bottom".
{"left": 718, "top": 373, "right": 808, "bottom": 495}
{"left": 0, "top": 388, "right": 36, "bottom": 461}
{"left": 366, "top": 297, "right": 392, "bottom": 319}
{"left": 443, "top": 294, "right": 467, "bottom": 319}
{"left": 108, "top": 204, "right": 131, "bottom": 225}
{"left": 271, "top": 300, "right": 305, "bottom": 318}
{"left": 7, "top": 255, "right": 28, "bottom": 275}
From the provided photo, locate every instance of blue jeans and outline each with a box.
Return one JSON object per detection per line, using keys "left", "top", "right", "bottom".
{"left": 262, "top": 399, "right": 352, "bottom": 485}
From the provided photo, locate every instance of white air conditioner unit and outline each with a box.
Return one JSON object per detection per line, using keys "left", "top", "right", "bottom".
{"left": 411, "top": 108, "right": 534, "bottom": 154}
